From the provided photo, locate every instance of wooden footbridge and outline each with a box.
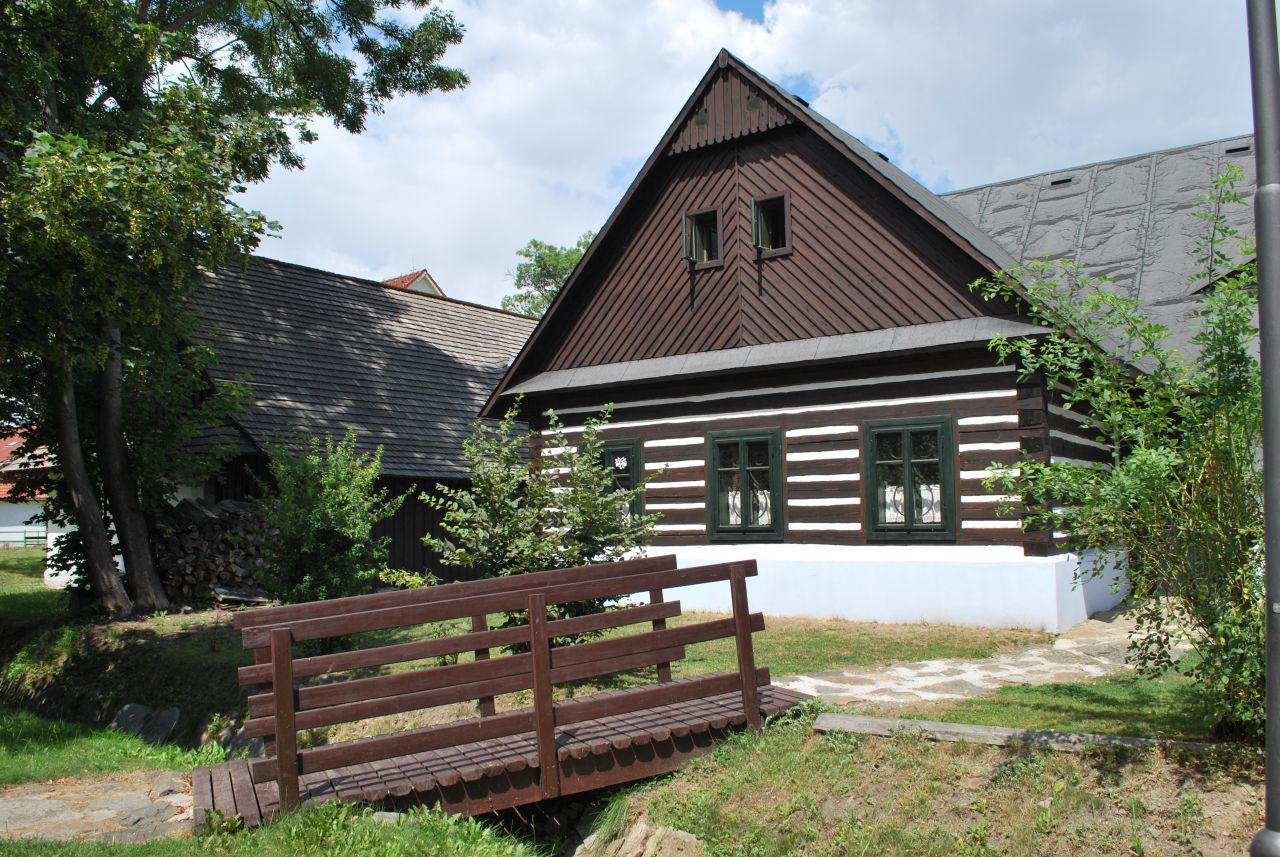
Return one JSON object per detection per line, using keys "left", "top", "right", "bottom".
{"left": 192, "top": 556, "right": 807, "bottom": 827}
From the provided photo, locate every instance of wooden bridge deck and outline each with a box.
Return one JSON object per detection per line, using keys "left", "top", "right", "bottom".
{"left": 194, "top": 682, "right": 807, "bottom": 827}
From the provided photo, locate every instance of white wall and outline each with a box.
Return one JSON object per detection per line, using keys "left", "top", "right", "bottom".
{"left": 0, "top": 500, "right": 44, "bottom": 544}
{"left": 644, "top": 543, "right": 1127, "bottom": 633}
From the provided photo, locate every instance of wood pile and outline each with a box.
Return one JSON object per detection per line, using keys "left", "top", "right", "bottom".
{"left": 151, "top": 499, "right": 268, "bottom": 603}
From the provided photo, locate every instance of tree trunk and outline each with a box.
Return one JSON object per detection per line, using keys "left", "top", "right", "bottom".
{"left": 51, "top": 364, "right": 133, "bottom": 615}
{"left": 97, "top": 318, "right": 169, "bottom": 612}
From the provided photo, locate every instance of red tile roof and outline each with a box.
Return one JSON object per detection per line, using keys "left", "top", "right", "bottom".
{"left": 0, "top": 433, "right": 48, "bottom": 501}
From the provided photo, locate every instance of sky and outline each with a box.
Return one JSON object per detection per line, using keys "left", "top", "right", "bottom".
{"left": 238, "top": 0, "right": 1257, "bottom": 309}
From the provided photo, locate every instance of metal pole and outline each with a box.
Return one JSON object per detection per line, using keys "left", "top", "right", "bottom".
{"left": 1250, "top": 1, "right": 1280, "bottom": 854}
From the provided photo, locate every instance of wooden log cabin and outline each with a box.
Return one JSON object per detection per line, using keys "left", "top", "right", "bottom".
{"left": 482, "top": 50, "right": 1257, "bottom": 632}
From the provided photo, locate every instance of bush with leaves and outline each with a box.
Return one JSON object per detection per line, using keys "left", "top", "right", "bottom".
{"left": 256, "top": 431, "right": 411, "bottom": 604}
{"left": 424, "top": 401, "right": 659, "bottom": 637}
{"left": 971, "top": 165, "right": 1263, "bottom": 738}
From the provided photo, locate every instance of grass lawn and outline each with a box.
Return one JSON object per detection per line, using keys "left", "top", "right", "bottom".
{"left": 618, "top": 702, "right": 1263, "bottom": 857}
{"left": 0, "top": 547, "right": 66, "bottom": 640}
{"left": 919, "top": 668, "right": 1220, "bottom": 743}
{"left": 0, "top": 801, "right": 545, "bottom": 857}
{"left": 0, "top": 707, "right": 223, "bottom": 785}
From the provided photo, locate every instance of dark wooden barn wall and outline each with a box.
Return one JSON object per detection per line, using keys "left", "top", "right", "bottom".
{"left": 212, "top": 458, "right": 474, "bottom": 582}
{"left": 542, "top": 128, "right": 994, "bottom": 372}
{"left": 529, "top": 349, "right": 1052, "bottom": 555}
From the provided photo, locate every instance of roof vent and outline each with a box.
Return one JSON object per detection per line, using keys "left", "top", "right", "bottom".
{"left": 874, "top": 151, "right": 891, "bottom": 163}
{"left": 1049, "top": 177, "right": 1073, "bottom": 187}
{"left": 793, "top": 95, "right": 809, "bottom": 107}
{"left": 1226, "top": 144, "right": 1252, "bottom": 154}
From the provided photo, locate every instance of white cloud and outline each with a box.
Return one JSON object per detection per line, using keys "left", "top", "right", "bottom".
{"left": 239, "top": 0, "right": 1253, "bottom": 307}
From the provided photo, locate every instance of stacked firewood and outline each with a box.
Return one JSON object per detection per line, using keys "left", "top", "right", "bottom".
{"left": 151, "top": 499, "right": 269, "bottom": 603}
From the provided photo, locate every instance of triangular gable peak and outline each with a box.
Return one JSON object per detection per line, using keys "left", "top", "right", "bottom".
{"left": 667, "top": 65, "right": 794, "bottom": 156}
{"left": 483, "top": 51, "right": 1021, "bottom": 416}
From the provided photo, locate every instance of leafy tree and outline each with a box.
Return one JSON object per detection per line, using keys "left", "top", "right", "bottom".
{"left": 500, "top": 231, "right": 595, "bottom": 317}
{"left": 256, "top": 431, "right": 411, "bottom": 604}
{"left": 0, "top": 0, "right": 467, "bottom": 614}
{"left": 971, "top": 165, "right": 1263, "bottom": 738}
{"left": 424, "top": 401, "right": 659, "bottom": 634}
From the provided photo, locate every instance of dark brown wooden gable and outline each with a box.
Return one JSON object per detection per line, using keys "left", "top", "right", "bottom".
{"left": 668, "top": 67, "right": 793, "bottom": 156}
{"left": 541, "top": 126, "right": 994, "bottom": 371}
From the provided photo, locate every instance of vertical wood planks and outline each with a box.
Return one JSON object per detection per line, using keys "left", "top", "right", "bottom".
{"left": 729, "top": 564, "right": 762, "bottom": 730}
{"left": 528, "top": 594, "right": 560, "bottom": 799}
{"left": 271, "top": 628, "right": 300, "bottom": 811}
{"left": 471, "top": 613, "right": 497, "bottom": 717}
{"left": 649, "top": 588, "right": 673, "bottom": 683}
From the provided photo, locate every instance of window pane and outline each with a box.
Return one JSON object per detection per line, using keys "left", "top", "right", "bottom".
{"left": 718, "top": 468, "right": 742, "bottom": 526}
{"left": 747, "top": 468, "right": 772, "bottom": 526}
{"left": 746, "top": 440, "right": 769, "bottom": 468}
{"left": 876, "top": 463, "right": 905, "bottom": 525}
{"left": 912, "top": 462, "right": 942, "bottom": 525}
{"left": 910, "top": 429, "right": 939, "bottom": 460}
{"left": 718, "top": 442, "right": 740, "bottom": 470}
{"left": 690, "top": 212, "right": 719, "bottom": 262}
{"left": 756, "top": 197, "right": 786, "bottom": 250}
{"left": 876, "top": 432, "right": 902, "bottom": 462}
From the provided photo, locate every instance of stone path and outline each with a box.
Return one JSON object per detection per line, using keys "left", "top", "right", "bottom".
{"left": 0, "top": 769, "right": 193, "bottom": 844}
{"left": 779, "top": 611, "right": 1138, "bottom": 706}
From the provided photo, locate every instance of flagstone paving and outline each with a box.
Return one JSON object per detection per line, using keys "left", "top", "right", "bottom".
{"left": 0, "top": 769, "right": 193, "bottom": 843}
{"left": 779, "top": 610, "right": 1139, "bottom": 705}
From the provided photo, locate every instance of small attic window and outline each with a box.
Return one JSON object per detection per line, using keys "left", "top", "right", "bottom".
{"left": 683, "top": 208, "right": 722, "bottom": 268}
{"left": 751, "top": 194, "right": 791, "bottom": 258}
{"left": 1049, "top": 177, "right": 1073, "bottom": 187}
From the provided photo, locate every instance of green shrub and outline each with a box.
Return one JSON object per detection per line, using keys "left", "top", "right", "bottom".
{"left": 971, "top": 165, "right": 1263, "bottom": 739}
{"left": 256, "top": 431, "right": 410, "bottom": 604}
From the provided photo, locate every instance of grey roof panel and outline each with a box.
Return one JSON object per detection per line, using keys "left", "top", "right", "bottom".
{"left": 942, "top": 135, "right": 1257, "bottom": 311}
{"left": 503, "top": 317, "right": 1045, "bottom": 398}
{"left": 195, "top": 257, "right": 537, "bottom": 478}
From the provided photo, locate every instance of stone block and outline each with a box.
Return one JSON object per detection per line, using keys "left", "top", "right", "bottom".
{"left": 109, "top": 703, "right": 152, "bottom": 737}
{"left": 141, "top": 707, "right": 181, "bottom": 745}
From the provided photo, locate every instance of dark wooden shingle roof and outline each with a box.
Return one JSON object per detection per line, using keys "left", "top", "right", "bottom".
{"left": 195, "top": 256, "right": 537, "bottom": 479}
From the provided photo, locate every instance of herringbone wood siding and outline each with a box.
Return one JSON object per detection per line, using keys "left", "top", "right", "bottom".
{"left": 543, "top": 129, "right": 993, "bottom": 372}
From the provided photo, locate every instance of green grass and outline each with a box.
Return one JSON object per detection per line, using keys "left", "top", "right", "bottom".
{"left": 621, "top": 701, "right": 1262, "bottom": 857}
{"left": 0, "top": 801, "right": 546, "bottom": 857}
{"left": 0, "top": 547, "right": 67, "bottom": 639}
{"left": 921, "top": 669, "right": 1219, "bottom": 742}
{"left": 0, "top": 707, "right": 224, "bottom": 785}
{"left": 670, "top": 613, "right": 1048, "bottom": 678}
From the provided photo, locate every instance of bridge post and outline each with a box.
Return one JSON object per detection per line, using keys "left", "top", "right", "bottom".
{"left": 528, "top": 594, "right": 561, "bottom": 798}
{"left": 270, "top": 627, "right": 300, "bottom": 812}
{"left": 729, "top": 564, "right": 762, "bottom": 730}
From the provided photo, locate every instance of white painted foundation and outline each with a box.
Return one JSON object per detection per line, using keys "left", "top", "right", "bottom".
{"left": 644, "top": 543, "right": 1126, "bottom": 633}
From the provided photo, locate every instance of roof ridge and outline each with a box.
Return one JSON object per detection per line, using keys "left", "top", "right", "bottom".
{"left": 942, "top": 132, "right": 1254, "bottom": 196}
{"left": 239, "top": 254, "right": 536, "bottom": 323}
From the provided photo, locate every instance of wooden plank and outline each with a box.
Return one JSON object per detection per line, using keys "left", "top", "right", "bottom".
{"left": 235, "top": 555, "right": 678, "bottom": 630}
{"left": 245, "top": 670, "right": 533, "bottom": 738}
{"left": 271, "top": 628, "right": 300, "bottom": 811}
{"left": 471, "top": 614, "right": 497, "bottom": 717}
{"left": 555, "top": 669, "right": 769, "bottom": 727}
{"left": 249, "top": 651, "right": 534, "bottom": 718}
{"left": 528, "top": 593, "right": 560, "bottom": 799}
{"left": 729, "top": 565, "right": 762, "bottom": 730}
{"left": 811, "top": 713, "right": 1225, "bottom": 754}
{"left": 191, "top": 765, "right": 213, "bottom": 829}
{"left": 210, "top": 763, "right": 237, "bottom": 820}
{"left": 227, "top": 759, "right": 262, "bottom": 828}
{"left": 649, "top": 588, "right": 672, "bottom": 682}
{"left": 241, "top": 561, "right": 757, "bottom": 648}
{"left": 254, "top": 709, "right": 537, "bottom": 781}
{"left": 237, "top": 600, "right": 681, "bottom": 686}
{"left": 551, "top": 614, "right": 761, "bottom": 671}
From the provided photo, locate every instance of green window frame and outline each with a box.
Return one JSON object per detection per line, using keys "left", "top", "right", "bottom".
{"left": 682, "top": 207, "right": 722, "bottom": 269}
{"left": 602, "top": 438, "right": 642, "bottom": 518}
{"left": 750, "top": 192, "right": 791, "bottom": 258}
{"left": 864, "top": 416, "right": 956, "bottom": 541}
{"left": 706, "top": 428, "right": 782, "bottom": 540}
